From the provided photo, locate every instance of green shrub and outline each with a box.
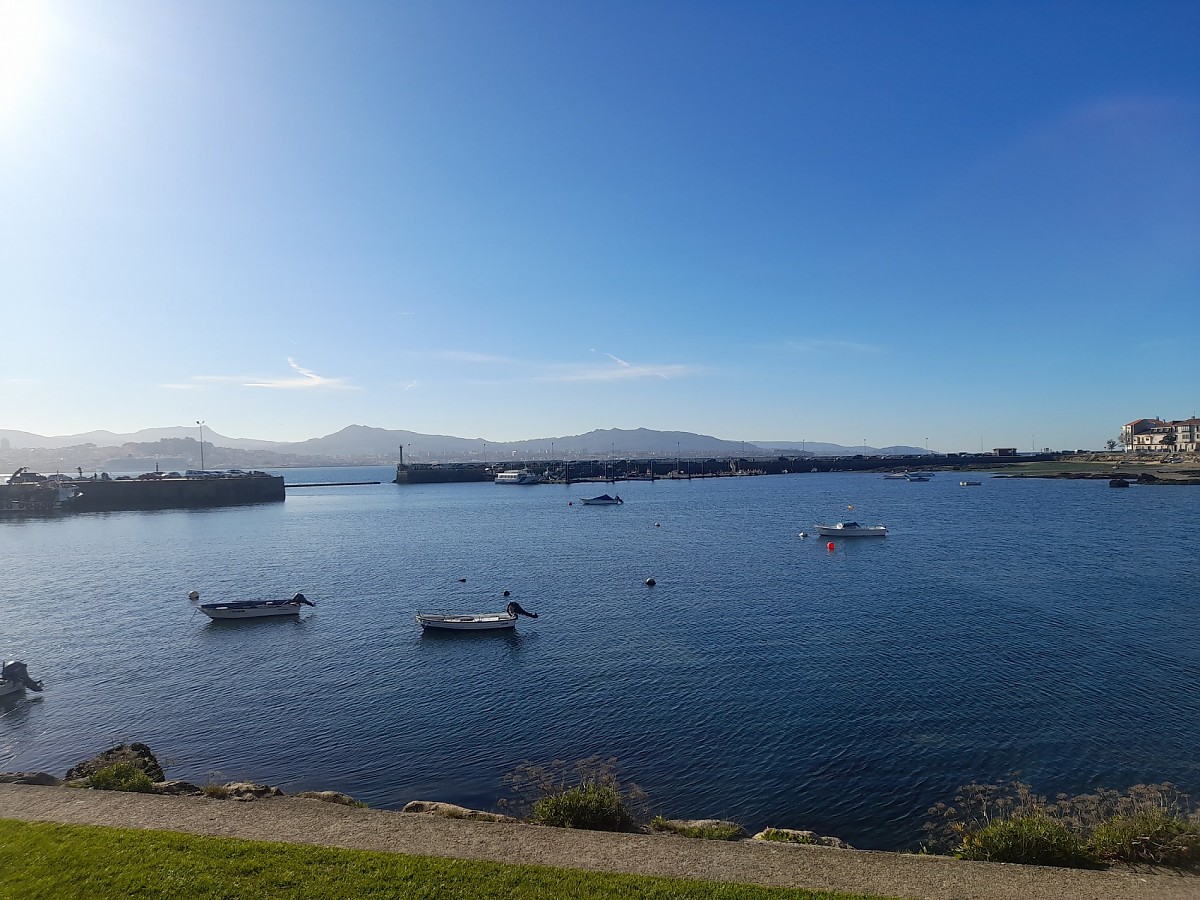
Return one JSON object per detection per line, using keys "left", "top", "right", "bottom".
{"left": 958, "top": 814, "right": 1100, "bottom": 868}
{"left": 88, "top": 763, "right": 154, "bottom": 793}
{"left": 1090, "top": 812, "right": 1200, "bottom": 868}
{"left": 531, "top": 782, "right": 632, "bottom": 832}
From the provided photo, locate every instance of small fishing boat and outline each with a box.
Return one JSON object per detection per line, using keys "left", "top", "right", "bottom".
{"left": 194, "top": 592, "right": 314, "bottom": 620}
{"left": 0, "top": 661, "right": 43, "bottom": 699}
{"left": 580, "top": 494, "right": 623, "bottom": 505}
{"left": 416, "top": 600, "right": 538, "bottom": 631}
{"left": 815, "top": 521, "right": 888, "bottom": 537}
{"left": 960, "top": 480, "right": 982, "bottom": 486}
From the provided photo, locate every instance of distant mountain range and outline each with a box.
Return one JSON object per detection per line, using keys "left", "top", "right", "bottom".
{"left": 0, "top": 425, "right": 930, "bottom": 471}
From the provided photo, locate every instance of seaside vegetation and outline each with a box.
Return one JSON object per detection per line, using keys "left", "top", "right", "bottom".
{"left": 924, "top": 775, "right": 1200, "bottom": 869}
{"left": 756, "top": 828, "right": 817, "bottom": 845}
{"left": 86, "top": 763, "right": 154, "bottom": 794}
{"left": 500, "top": 755, "right": 648, "bottom": 832}
{"left": 0, "top": 819, "right": 885, "bottom": 900}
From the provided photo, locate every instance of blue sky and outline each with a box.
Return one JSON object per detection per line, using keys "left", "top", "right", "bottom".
{"left": 1, "top": 1, "right": 1196, "bottom": 451}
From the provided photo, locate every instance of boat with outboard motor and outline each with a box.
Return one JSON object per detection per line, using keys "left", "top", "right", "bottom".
{"left": 416, "top": 600, "right": 539, "bottom": 631}
{"left": 815, "top": 521, "right": 888, "bottom": 537}
{"left": 580, "top": 494, "right": 623, "bottom": 505}
{"left": 191, "top": 591, "right": 314, "bottom": 620}
{"left": 0, "top": 661, "right": 43, "bottom": 699}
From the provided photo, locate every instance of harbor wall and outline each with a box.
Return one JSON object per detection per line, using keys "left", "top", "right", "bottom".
{"left": 63, "top": 475, "right": 285, "bottom": 511}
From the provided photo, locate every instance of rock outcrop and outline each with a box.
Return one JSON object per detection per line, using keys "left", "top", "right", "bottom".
{"left": 753, "top": 827, "right": 852, "bottom": 849}
{"left": 0, "top": 772, "right": 63, "bottom": 786}
{"left": 65, "top": 743, "right": 165, "bottom": 783}
{"left": 403, "top": 800, "right": 517, "bottom": 823}
{"left": 294, "top": 790, "right": 362, "bottom": 806}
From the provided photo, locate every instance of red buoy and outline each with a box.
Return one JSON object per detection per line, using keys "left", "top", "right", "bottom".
{"left": 827, "top": 541, "right": 836, "bottom": 550}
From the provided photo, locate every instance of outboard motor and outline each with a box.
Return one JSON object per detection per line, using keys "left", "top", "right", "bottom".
{"left": 2, "top": 661, "right": 43, "bottom": 692}
{"left": 292, "top": 593, "right": 315, "bottom": 607}
{"left": 506, "top": 601, "right": 538, "bottom": 619}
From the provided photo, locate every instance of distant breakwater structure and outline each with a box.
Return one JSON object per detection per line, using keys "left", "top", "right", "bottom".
{"left": 0, "top": 472, "right": 285, "bottom": 515}
{"left": 394, "top": 452, "right": 1060, "bottom": 485}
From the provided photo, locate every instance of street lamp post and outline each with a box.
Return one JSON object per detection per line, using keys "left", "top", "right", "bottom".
{"left": 196, "top": 420, "right": 205, "bottom": 470}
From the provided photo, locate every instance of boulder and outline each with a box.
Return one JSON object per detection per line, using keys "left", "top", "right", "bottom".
{"left": 152, "top": 780, "right": 204, "bottom": 796}
{"left": 294, "top": 790, "right": 362, "bottom": 806}
{"left": 65, "top": 743, "right": 165, "bottom": 783}
{"left": 0, "top": 771, "right": 63, "bottom": 786}
{"left": 652, "top": 818, "right": 746, "bottom": 838}
{"left": 219, "top": 782, "right": 284, "bottom": 801}
{"left": 402, "top": 800, "right": 517, "bottom": 823}
{"left": 753, "top": 827, "right": 852, "bottom": 849}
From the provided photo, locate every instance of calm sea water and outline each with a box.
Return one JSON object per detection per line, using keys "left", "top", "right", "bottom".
{"left": 2, "top": 468, "right": 1198, "bottom": 848}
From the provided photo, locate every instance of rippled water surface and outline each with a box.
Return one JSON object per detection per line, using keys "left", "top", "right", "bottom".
{"left": 3, "top": 468, "right": 1198, "bottom": 848}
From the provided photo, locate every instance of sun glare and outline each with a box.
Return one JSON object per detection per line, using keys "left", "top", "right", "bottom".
{"left": 0, "top": 0, "right": 58, "bottom": 124}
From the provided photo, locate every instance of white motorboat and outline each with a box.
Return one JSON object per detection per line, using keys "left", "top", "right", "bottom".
{"left": 417, "top": 600, "right": 538, "bottom": 631}
{"left": 494, "top": 468, "right": 542, "bottom": 485}
{"left": 0, "top": 661, "right": 43, "bottom": 699}
{"left": 194, "top": 592, "right": 314, "bottom": 620}
{"left": 580, "top": 494, "right": 623, "bottom": 505}
{"left": 815, "top": 521, "right": 888, "bottom": 537}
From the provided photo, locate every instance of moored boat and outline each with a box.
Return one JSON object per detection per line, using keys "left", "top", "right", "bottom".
{"left": 580, "top": 494, "right": 623, "bottom": 505}
{"left": 494, "top": 468, "right": 542, "bottom": 485}
{"left": 815, "top": 521, "right": 888, "bottom": 537}
{"left": 960, "top": 480, "right": 982, "bottom": 486}
{"left": 0, "top": 660, "right": 43, "bottom": 699}
{"left": 194, "top": 592, "right": 314, "bottom": 620}
{"left": 416, "top": 600, "right": 539, "bottom": 631}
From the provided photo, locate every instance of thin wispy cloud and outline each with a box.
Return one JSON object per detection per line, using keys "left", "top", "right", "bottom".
{"left": 245, "top": 358, "right": 352, "bottom": 390}
{"left": 402, "top": 380, "right": 417, "bottom": 391}
{"left": 785, "top": 339, "right": 882, "bottom": 356}
{"left": 165, "top": 359, "right": 354, "bottom": 391}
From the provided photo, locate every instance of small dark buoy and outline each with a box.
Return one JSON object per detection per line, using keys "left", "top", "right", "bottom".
{"left": 187, "top": 590, "right": 200, "bottom": 602}
{"left": 568, "top": 501, "right": 573, "bottom": 506}
{"left": 503, "top": 590, "right": 510, "bottom": 597}
{"left": 654, "top": 522, "right": 661, "bottom": 527}
{"left": 457, "top": 578, "right": 466, "bottom": 582}
{"left": 645, "top": 578, "right": 656, "bottom": 587}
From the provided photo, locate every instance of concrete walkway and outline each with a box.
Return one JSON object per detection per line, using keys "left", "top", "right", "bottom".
{"left": 2, "top": 785, "right": 1197, "bottom": 900}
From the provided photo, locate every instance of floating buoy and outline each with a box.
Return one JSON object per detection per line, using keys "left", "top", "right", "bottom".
{"left": 798, "top": 531, "right": 808, "bottom": 538}
{"left": 457, "top": 578, "right": 466, "bottom": 582}
{"left": 645, "top": 578, "right": 656, "bottom": 587}
{"left": 187, "top": 590, "right": 200, "bottom": 602}
{"left": 503, "top": 590, "right": 510, "bottom": 597}
{"left": 826, "top": 542, "right": 836, "bottom": 551}
{"left": 654, "top": 522, "right": 661, "bottom": 527}
{"left": 568, "top": 501, "right": 573, "bottom": 506}
{"left": 847, "top": 505, "right": 854, "bottom": 510}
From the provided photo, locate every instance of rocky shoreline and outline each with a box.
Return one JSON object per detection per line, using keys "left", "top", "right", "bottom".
{"left": 0, "top": 742, "right": 849, "bottom": 847}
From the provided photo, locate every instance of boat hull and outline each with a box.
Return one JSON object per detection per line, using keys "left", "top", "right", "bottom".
{"left": 199, "top": 602, "right": 306, "bottom": 619}
{"left": 415, "top": 612, "right": 518, "bottom": 631}
{"left": 815, "top": 524, "right": 888, "bottom": 537}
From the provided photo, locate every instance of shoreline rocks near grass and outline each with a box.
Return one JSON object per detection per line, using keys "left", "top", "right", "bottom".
{"left": 0, "top": 741, "right": 850, "bottom": 847}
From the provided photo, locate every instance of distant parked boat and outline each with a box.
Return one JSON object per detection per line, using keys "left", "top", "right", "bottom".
{"left": 580, "top": 494, "right": 623, "bottom": 505}
{"left": 196, "top": 592, "right": 314, "bottom": 620}
{"left": 815, "top": 521, "right": 888, "bottom": 537}
{"left": 416, "top": 600, "right": 539, "bottom": 631}
{"left": 494, "top": 468, "right": 542, "bottom": 485}
{"left": 960, "top": 480, "right": 982, "bottom": 486}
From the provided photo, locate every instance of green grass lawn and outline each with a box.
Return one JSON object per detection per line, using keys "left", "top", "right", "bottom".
{"left": 0, "top": 819, "right": 889, "bottom": 900}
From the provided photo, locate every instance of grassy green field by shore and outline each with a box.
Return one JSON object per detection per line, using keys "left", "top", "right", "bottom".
{"left": 0, "top": 819, "right": 886, "bottom": 900}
